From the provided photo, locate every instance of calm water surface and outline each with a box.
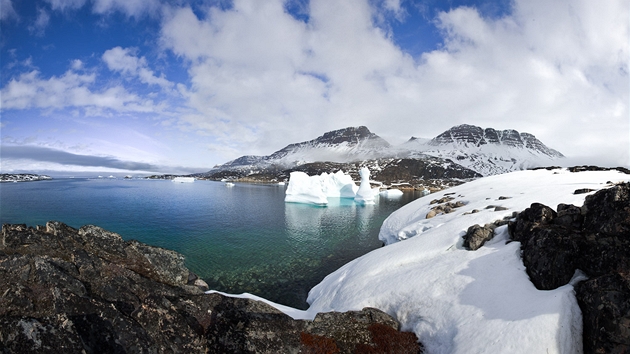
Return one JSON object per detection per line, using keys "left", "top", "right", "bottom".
{"left": 0, "top": 178, "right": 423, "bottom": 308}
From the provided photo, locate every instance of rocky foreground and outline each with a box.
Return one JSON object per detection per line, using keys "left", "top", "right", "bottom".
{"left": 0, "top": 222, "right": 422, "bottom": 353}
{"left": 508, "top": 182, "right": 630, "bottom": 353}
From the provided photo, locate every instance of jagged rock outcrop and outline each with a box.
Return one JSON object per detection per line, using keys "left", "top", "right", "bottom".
{"left": 429, "top": 124, "right": 563, "bottom": 157}
{"left": 508, "top": 183, "right": 630, "bottom": 353}
{"left": 0, "top": 222, "right": 422, "bottom": 353}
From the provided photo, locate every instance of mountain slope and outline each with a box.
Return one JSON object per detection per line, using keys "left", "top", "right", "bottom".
{"left": 215, "top": 126, "right": 391, "bottom": 171}
{"left": 401, "top": 124, "right": 564, "bottom": 176}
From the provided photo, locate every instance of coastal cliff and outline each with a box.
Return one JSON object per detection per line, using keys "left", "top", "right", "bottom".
{"left": 0, "top": 221, "right": 422, "bottom": 353}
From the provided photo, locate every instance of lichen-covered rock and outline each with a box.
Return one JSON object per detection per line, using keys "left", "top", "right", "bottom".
{"left": 0, "top": 222, "right": 423, "bottom": 353}
{"left": 508, "top": 202, "right": 557, "bottom": 248}
{"left": 508, "top": 183, "right": 630, "bottom": 353}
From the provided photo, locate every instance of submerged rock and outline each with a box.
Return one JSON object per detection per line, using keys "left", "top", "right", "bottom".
{"left": 0, "top": 221, "right": 422, "bottom": 353}
{"left": 508, "top": 183, "right": 630, "bottom": 353}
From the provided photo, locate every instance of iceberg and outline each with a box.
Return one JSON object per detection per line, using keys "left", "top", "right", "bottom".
{"left": 284, "top": 170, "right": 360, "bottom": 205}
{"left": 172, "top": 177, "right": 195, "bottom": 183}
{"left": 284, "top": 172, "right": 329, "bottom": 205}
{"left": 321, "top": 170, "right": 359, "bottom": 198}
{"left": 379, "top": 188, "right": 403, "bottom": 197}
{"left": 354, "top": 167, "right": 376, "bottom": 204}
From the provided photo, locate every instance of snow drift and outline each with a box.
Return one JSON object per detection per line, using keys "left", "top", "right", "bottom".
{"left": 215, "top": 168, "right": 629, "bottom": 353}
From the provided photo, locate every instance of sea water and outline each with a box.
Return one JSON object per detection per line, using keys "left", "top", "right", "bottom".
{"left": 0, "top": 178, "right": 424, "bottom": 309}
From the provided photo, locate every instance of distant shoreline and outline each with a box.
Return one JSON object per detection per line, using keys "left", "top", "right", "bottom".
{"left": 0, "top": 174, "right": 52, "bottom": 183}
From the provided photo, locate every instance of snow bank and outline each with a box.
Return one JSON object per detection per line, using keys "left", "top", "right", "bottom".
{"left": 284, "top": 170, "right": 358, "bottom": 205}
{"left": 306, "top": 169, "right": 629, "bottom": 354}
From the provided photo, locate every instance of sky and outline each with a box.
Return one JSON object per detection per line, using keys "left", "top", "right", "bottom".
{"left": 1, "top": 0, "right": 628, "bottom": 176}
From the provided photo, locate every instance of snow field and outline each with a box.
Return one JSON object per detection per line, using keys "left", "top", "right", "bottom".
{"left": 211, "top": 168, "right": 629, "bottom": 353}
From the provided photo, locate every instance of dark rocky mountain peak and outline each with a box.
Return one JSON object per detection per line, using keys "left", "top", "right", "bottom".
{"left": 430, "top": 124, "right": 564, "bottom": 157}
{"left": 277, "top": 126, "right": 390, "bottom": 151}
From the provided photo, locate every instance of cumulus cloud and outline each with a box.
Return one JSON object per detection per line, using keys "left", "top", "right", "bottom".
{"left": 160, "top": 0, "right": 628, "bottom": 165}
{"left": 102, "top": 46, "right": 173, "bottom": 89}
{"left": 0, "top": 69, "right": 158, "bottom": 113}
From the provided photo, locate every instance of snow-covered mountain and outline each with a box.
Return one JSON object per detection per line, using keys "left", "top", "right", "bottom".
{"left": 400, "top": 124, "right": 564, "bottom": 176}
{"left": 215, "top": 126, "right": 391, "bottom": 171}
{"left": 205, "top": 124, "right": 564, "bottom": 180}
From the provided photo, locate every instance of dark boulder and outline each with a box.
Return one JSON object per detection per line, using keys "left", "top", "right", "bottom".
{"left": 576, "top": 273, "right": 630, "bottom": 353}
{"left": 519, "top": 226, "right": 583, "bottom": 290}
{"left": 0, "top": 222, "right": 423, "bottom": 353}
{"left": 508, "top": 183, "right": 630, "bottom": 353}
{"left": 508, "top": 202, "right": 557, "bottom": 248}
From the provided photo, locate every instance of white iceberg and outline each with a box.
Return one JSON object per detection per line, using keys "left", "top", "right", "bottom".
{"left": 285, "top": 170, "right": 359, "bottom": 205}
{"left": 172, "top": 177, "right": 195, "bottom": 183}
{"left": 320, "top": 170, "right": 359, "bottom": 198}
{"left": 354, "top": 167, "right": 376, "bottom": 204}
{"left": 284, "top": 171, "right": 329, "bottom": 205}
{"left": 379, "top": 188, "right": 403, "bottom": 197}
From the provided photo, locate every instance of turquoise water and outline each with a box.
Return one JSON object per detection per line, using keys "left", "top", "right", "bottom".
{"left": 0, "top": 178, "right": 423, "bottom": 308}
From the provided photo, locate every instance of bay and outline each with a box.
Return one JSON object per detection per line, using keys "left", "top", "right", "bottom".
{"left": 0, "top": 178, "right": 423, "bottom": 309}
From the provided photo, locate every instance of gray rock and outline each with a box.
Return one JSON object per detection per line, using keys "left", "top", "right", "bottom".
{"left": 0, "top": 222, "right": 423, "bottom": 353}
{"left": 462, "top": 224, "right": 495, "bottom": 250}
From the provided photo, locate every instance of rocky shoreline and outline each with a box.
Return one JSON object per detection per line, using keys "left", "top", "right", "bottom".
{"left": 0, "top": 221, "right": 422, "bottom": 353}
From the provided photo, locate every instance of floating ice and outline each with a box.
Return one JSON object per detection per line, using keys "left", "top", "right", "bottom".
{"left": 285, "top": 170, "right": 359, "bottom": 205}
{"left": 172, "top": 177, "right": 195, "bottom": 183}
{"left": 284, "top": 171, "right": 329, "bottom": 205}
{"left": 354, "top": 167, "right": 376, "bottom": 205}
{"left": 379, "top": 189, "right": 403, "bottom": 197}
{"left": 321, "top": 170, "right": 359, "bottom": 198}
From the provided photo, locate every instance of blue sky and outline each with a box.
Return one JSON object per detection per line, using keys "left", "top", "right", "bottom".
{"left": 1, "top": 0, "right": 628, "bottom": 175}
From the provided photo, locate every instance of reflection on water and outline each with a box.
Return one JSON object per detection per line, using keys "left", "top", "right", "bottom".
{"left": 1, "top": 179, "right": 425, "bottom": 309}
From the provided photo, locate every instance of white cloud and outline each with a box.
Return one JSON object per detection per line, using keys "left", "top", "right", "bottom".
{"left": 92, "top": 0, "right": 161, "bottom": 18}
{"left": 102, "top": 46, "right": 173, "bottom": 89}
{"left": 71, "top": 59, "right": 84, "bottom": 70}
{"left": 0, "top": 0, "right": 18, "bottom": 22}
{"left": 44, "top": 0, "right": 87, "bottom": 11}
{"left": 160, "top": 0, "right": 628, "bottom": 166}
{"left": 28, "top": 8, "right": 51, "bottom": 36}
{"left": 0, "top": 69, "right": 158, "bottom": 113}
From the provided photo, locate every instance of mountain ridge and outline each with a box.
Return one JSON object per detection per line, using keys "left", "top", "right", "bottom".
{"left": 203, "top": 124, "right": 564, "bottom": 182}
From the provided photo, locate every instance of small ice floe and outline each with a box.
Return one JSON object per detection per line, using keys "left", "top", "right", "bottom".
{"left": 172, "top": 177, "right": 195, "bottom": 183}
{"left": 225, "top": 182, "right": 235, "bottom": 187}
{"left": 379, "top": 189, "right": 404, "bottom": 198}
